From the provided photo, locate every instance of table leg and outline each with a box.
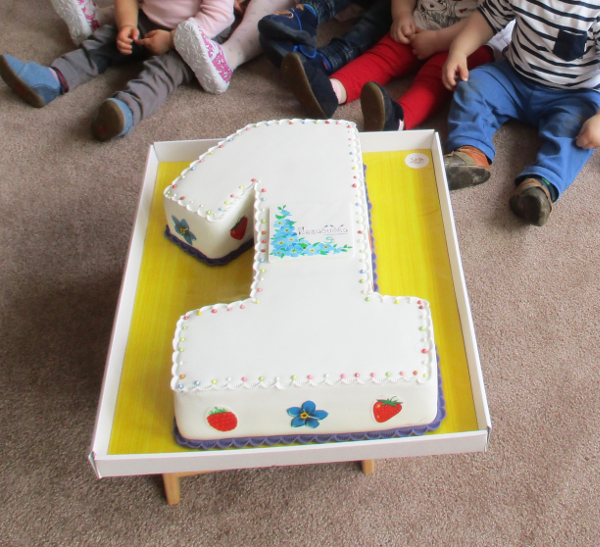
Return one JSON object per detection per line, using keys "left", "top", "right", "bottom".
{"left": 361, "top": 459, "right": 375, "bottom": 474}
{"left": 163, "top": 471, "right": 215, "bottom": 505}
{"left": 163, "top": 473, "right": 182, "bottom": 505}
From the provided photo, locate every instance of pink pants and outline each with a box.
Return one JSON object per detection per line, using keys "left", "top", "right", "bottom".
{"left": 333, "top": 33, "right": 495, "bottom": 130}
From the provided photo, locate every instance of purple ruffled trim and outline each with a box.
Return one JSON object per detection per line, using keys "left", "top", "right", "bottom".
{"left": 363, "top": 164, "right": 379, "bottom": 292}
{"left": 174, "top": 352, "right": 445, "bottom": 450}
{"left": 165, "top": 226, "right": 253, "bottom": 266}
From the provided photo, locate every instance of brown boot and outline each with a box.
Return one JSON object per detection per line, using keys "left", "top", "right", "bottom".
{"left": 444, "top": 146, "right": 491, "bottom": 190}
{"left": 508, "top": 178, "right": 553, "bottom": 226}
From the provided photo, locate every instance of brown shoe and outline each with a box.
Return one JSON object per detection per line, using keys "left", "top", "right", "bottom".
{"left": 508, "top": 178, "right": 553, "bottom": 226}
{"left": 444, "top": 146, "right": 491, "bottom": 190}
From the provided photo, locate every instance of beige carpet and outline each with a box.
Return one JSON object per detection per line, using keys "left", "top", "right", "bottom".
{"left": 1, "top": 1, "right": 599, "bottom": 545}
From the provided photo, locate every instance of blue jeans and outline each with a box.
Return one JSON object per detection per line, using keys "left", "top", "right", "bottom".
{"left": 446, "top": 60, "right": 600, "bottom": 198}
{"left": 309, "top": 0, "right": 392, "bottom": 72}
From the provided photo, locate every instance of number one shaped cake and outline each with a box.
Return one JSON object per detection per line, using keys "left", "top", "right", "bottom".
{"left": 163, "top": 120, "right": 445, "bottom": 449}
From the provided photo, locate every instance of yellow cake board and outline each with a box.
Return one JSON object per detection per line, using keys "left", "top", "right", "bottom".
{"left": 108, "top": 150, "right": 476, "bottom": 455}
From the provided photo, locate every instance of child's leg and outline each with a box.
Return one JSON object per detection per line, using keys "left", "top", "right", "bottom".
{"left": 281, "top": 33, "right": 415, "bottom": 119}
{"left": 92, "top": 49, "right": 194, "bottom": 140}
{"left": 175, "top": 0, "right": 294, "bottom": 94}
{"left": 222, "top": 0, "right": 295, "bottom": 69}
{"left": 259, "top": 0, "right": 390, "bottom": 71}
{"left": 518, "top": 90, "right": 600, "bottom": 198}
{"left": 51, "top": 23, "right": 147, "bottom": 92}
{"left": 507, "top": 92, "right": 600, "bottom": 226}
{"left": 444, "top": 61, "right": 525, "bottom": 191}
{"left": 0, "top": 22, "right": 141, "bottom": 108}
{"left": 333, "top": 34, "right": 417, "bottom": 105}
{"left": 399, "top": 46, "right": 494, "bottom": 130}
{"left": 318, "top": 0, "right": 392, "bottom": 73}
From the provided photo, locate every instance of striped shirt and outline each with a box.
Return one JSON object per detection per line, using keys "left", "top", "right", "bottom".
{"left": 478, "top": 0, "right": 600, "bottom": 89}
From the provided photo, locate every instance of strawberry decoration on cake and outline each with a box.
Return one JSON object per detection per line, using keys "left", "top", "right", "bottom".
{"left": 230, "top": 216, "right": 248, "bottom": 240}
{"left": 372, "top": 397, "right": 403, "bottom": 423}
{"left": 207, "top": 407, "right": 238, "bottom": 431}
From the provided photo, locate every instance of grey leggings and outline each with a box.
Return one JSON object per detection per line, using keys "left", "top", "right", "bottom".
{"left": 51, "top": 10, "right": 194, "bottom": 124}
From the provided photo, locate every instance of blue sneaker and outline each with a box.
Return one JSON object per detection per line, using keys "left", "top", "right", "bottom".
{"left": 281, "top": 51, "right": 338, "bottom": 119}
{"left": 260, "top": 31, "right": 325, "bottom": 70}
{"left": 258, "top": 4, "right": 318, "bottom": 47}
{"left": 91, "top": 98, "right": 134, "bottom": 141}
{"left": 0, "top": 54, "right": 62, "bottom": 108}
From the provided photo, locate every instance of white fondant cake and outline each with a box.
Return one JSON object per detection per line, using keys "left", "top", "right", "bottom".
{"left": 164, "top": 120, "right": 444, "bottom": 449}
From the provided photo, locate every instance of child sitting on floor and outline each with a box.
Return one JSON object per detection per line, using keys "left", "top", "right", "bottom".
{"left": 0, "top": 0, "right": 235, "bottom": 141}
{"left": 442, "top": 0, "right": 600, "bottom": 227}
{"left": 48, "top": 0, "right": 296, "bottom": 95}
{"left": 279, "top": 0, "right": 495, "bottom": 133}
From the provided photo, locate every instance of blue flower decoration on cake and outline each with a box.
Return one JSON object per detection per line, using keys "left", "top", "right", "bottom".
{"left": 172, "top": 216, "right": 197, "bottom": 245}
{"left": 270, "top": 206, "right": 351, "bottom": 258}
{"left": 287, "top": 401, "right": 329, "bottom": 428}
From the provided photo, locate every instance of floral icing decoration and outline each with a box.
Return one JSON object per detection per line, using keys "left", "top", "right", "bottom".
{"left": 172, "top": 216, "right": 197, "bottom": 245}
{"left": 270, "top": 206, "right": 352, "bottom": 258}
{"left": 287, "top": 401, "right": 328, "bottom": 428}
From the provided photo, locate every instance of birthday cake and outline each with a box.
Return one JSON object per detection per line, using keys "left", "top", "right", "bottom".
{"left": 164, "top": 120, "right": 445, "bottom": 449}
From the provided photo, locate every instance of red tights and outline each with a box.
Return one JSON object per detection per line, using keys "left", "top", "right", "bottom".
{"left": 333, "top": 33, "right": 495, "bottom": 130}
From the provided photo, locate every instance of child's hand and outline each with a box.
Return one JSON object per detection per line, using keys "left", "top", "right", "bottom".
{"left": 136, "top": 30, "right": 175, "bottom": 55}
{"left": 117, "top": 25, "right": 139, "bottom": 55}
{"left": 442, "top": 51, "right": 469, "bottom": 90}
{"left": 410, "top": 28, "right": 441, "bottom": 60}
{"left": 576, "top": 112, "right": 600, "bottom": 149}
{"left": 234, "top": 0, "right": 250, "bottom": 16}
{"left": 391, "top": 14, "right": 417, "bottom": 44}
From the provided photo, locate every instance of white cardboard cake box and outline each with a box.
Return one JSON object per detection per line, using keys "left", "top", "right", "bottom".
{"left": 88, "top": 129, "right": 491, "bottom": 479}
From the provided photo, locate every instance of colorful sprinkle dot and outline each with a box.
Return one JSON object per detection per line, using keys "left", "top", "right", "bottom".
{"left": 242, "top": 376, "right": 247, "bottom": 382}
{"left": 212, "top": 309, "right": 217, "bottom": 314}
{"left": 422, "top": 349, "right": 428, "bottom": 354}
{"left": 355, "top": 373, "right": 360, "bottom": 378}
{"left": 179, "top": 374, "right": 185, "bottom": 379}
{"left": 212, "top": 379, "right": 217, "bottom": 384}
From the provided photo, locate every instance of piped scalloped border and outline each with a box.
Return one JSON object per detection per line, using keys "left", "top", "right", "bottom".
{"left": 174, "top": 352, "right": 445, "bottom": 450}
{"left": 164, "top": 225, "right": 254, "bottom": 266}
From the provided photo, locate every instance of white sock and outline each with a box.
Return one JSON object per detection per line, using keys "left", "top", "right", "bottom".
{"left": 330, "top": 78, "right": 346, "bottom": 105}
{"left": 222, "top": 0, "right": 295, "bottom": 69}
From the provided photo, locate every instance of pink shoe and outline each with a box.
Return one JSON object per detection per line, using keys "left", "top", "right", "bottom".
{"left": 174, "top": 20, "right": 233, "bottom": 94}
{"left": 50, "top": 0, "right": 100, "bottom": 45}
